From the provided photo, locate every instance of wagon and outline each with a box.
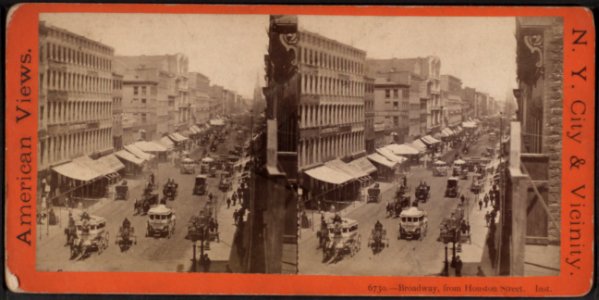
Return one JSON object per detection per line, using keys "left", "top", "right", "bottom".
{"left": 322, "top": 217, "right": 361, "bottom": 262}
{"left": 146, "top": 205, "right": 176, "bottom": 238}
{"left": 69, "top": 214, "right": 109, "bottom": 259}
{"left": 115, "top": 182, "right": 129, "bottom": 200}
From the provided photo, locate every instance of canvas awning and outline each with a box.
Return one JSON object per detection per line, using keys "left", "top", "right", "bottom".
{"left": 169, "top": 133, "right": 189, "bottom": 143}
{"left": 325, "top": 159, "right": 368, "bottom": 180}
{"left": 349, "top": 157, "right": 377, "bottom": 174}
{"left": 376, "top": 148, "right": 407, "bottom": 164}
{"left": 462, "top": 121, "right": 477, "bottom": 128}
{"left": 420, "top": 135, "right": 441, "bottom": 145}
{"left": 115, "top": 150, "right": 145, "bottom": 166}
{"left": 191, "top": 125, "right": 202, "bottom": 133}
{"left": 133, "top": 141, "right": 168, "bottom": 153}
{"left": 210, "top": 119, "right": 225, "bottom": 126}
{"left": 53, "top": 160, "right": 102, "bottom": 182}
{"left": 305, "top": 165, "right": 353, "bottom": 185}
{"left": 72, "top": 156, "right": 114, "bottom": 177}
{"left": 386, "top": 144, "right": 420, "bottom": 155}
{"left": 158, "top": 136, "right": 175, "bottom": 150}
{"left": 97, "top": 154, "right": 125, "bottom": 173}
{"left": 441, "top": 128, "right": 455, "bottom": 137}
{"left": 124, "top": 145, "right": 154, "bottom": 161}
{"left": 367, "top": 153, "right": 398, "bottom": 169}
{"left": 411, "top": 139, "right": 427, "bottom": 152}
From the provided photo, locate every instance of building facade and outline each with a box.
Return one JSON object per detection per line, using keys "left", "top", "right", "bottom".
{"left": 364, "top": 76, "right": 375, "bottom": 153}
{"left": 440, "top": 74, "right": 464, "bottom": 127}
{"left": 513, "top": 16, "right": 563, "bottom": 242}
{"left": 187, "top": 72, "right": 211, "bottom": 125}
{"left": 373, "top": 73, "right": 410, "bottom": 144}
{"left": 367, "top": 56, "right": 441, "bottom": 138}
{"left": 121, "top": 70, "right": 159, "bottom": 144}
{"left": 112, "top": 72, "right": 124, "bottom": 150}
{"left": 297, "top": 30, "right": 367, "bottom": 170}
{"left": 38, "top": 22, "right": 115, "bottom": 176}
{"left": 461, "top": 86, "right": 476, "bottom": 121}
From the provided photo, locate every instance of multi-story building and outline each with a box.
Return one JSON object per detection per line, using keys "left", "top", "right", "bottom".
{"left": 297, "top": 29, "right": 369, "bottom": 208}
{"left": 209, "top": 85, "right": 225, "bottom": 118}
{"left": 364, "top": 76, "right": 375, "bottom": 153}
{"left": 367, "top": 56, "right": 442, "bottom": 136}
{"left": 187, "top": 72, "right": 211, "bottom": 125}
{"left": 474, "top": 91, "right": 488, "bottom": 118}
{"left": 461, "top": 86, "right": 476, "bottom": 121}
{"left": 115, "top": 54, "right": 189, "bottom": 134}
{"left": 440, "top": 74, "right": 464, "bottom": 127}
{"left": 298, "top": 30, "right": 367, "bottom": 170}
{"left": 120, "top": 69, "right": 159, "bottom": 144}
{"left": 112, "top": 72, "right": 124, "bottom": 149}
{"left": 373, "top": 73, "right": 410, "bottom": 144}
{"left": 38, "top": 22, "right": 115, "bottom": 198}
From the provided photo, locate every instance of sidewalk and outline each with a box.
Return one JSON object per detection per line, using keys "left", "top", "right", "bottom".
{"left": 447, "top": 156, "right": 500, "bottom": 276}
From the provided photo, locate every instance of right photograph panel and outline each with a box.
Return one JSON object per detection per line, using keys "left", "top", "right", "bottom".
{"left": 296, "top": 15, "right": 562, "bottom": 277}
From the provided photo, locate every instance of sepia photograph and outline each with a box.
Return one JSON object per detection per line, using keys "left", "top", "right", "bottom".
{"left": 4, "top": 3, "right": 594, "bottom": 295}
{"left": 294, "top": 15, "right": 562, "bottom": 277}
{"left": 35, "top": 13, "right": 297, "bottom": 274}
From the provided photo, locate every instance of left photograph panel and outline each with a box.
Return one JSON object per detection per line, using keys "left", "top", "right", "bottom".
{"left": 35, "top": 13, "right": 298, "bottom": 274}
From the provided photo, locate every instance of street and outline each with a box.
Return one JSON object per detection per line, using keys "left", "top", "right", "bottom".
{"left": 298, "top": 135, "right": 492, "bottom": 276}
{"left": 36, "top": 130, "right": 242, "bottom": 272}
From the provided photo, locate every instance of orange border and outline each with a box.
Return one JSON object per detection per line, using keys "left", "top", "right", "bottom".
{"left": 5, "top": 4, "right": 595, "bottom": 296}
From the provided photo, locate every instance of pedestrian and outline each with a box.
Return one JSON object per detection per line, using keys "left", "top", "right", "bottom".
{"left": 232, "top": 193, "right": 237, "bottom": 206}
{"left": 226, "top": 197, "right": 231, "bottom": 209}
{"left": 485, "top": 211, "right": 491, "bottom": 227}
{"left": 460, "top": 195, "right": 465, "bottom": 205}
{"left": 478, "top": 199, "right": 483, "bottom": 211}
{"left": 233, "top": 209, "right": 238, "bottom": 225}
{"left": 484, "top": 195, "right": 489, "bottom": 208}
{"left": 454, "top": 256, "right": 463, "bottom": 277}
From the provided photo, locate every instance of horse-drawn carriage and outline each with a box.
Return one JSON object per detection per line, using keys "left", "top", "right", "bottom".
{"left": 115, "top": 180, "right": 129, "bottom": 200}
{"left": 386, "top": 190, "right": 411, "bottom": 218}
{"left": 163, "top": 179, "right": 178, "bottom": 201}
{"left": 320, "top": 215, "right": 361, "bottom": 262}
{"left": 415, "top": 182, "right": 431, "bottom": 202}
{"left": 368, "top": 221, "right": 389, "bottom": 253}
{"left": 453, "top": 159, "right": 468, "bottom": 180}
{"left": 367, "top": 184, "right": 381, "bottom": 203}
{"left": 146, "top": 204, "right": 176, "bottom": 238}
{"left": 115, "top": 218, "right": 137, "bottom": 251}
{"left": 398, "top": 207, "right": 428, "bottom": 240}
{"left": 66, "top": 212, "right": 109, "bottom": 259}
{"left": 186, "top": 207, "right": 219, "bottom": 243}
{"left": 433, "top": 160, "right": 448, "bottom": 176}
{"left": 445, "top": 177, "right": 459, "bottom": 198}
{"left": 438, "top": 204, "right": 470, "bottom": 244}
{"left": 180, "top": 158, "right": 196, "bottom": 174}
{"left": 219, "top": 173, "right": 232, "bottom": 191}
{"left": 470, "top": 176, "right": 482, "bottom": 194}
{"left": 134, "top": 185, "right": 160, "bottom": 215}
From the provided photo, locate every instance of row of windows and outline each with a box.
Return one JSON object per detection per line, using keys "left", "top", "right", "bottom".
{"left": 45, "top": 27, "right": 113, "bottom": 54}
{"left": 44, "top": 69, "right": 113, "bottom": 94}
{"left": 113, "top": 79, "right": 123, "bottom": 90}
{"left": 299, "top": 46, "right": 365, "bottom": 74}
{"left": 302, "top": 74, "right": 365, "bottom": 97}
{"left": 44, "top": 101, "right": 112, "bottom": 125}
{"left": 300, "top": 32, "right": 364, "bottom": 59}
{"left": 299, "top": 131, "right": 364, "bottom": 168}
{"left": 39, "top": 128, "right": 112, "bottom": 167}
{"left": 384, "top": 88, "right": 409, "bottom": 99}
{"left": 45, "top": 42, "right": 112, "bottom": 71}
{"left": 299, "top": 104, "right": 364, "bottom": 128}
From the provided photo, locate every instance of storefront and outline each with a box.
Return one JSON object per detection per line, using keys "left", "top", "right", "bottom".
{"left": 348, "top": 157, "right": 378, "bottom": 183}
{"left": 115, "top": 149, "right": 146, "bottom": 176}
{"left": 131, "top": 141, "right": 169, "bottom": 162}
{"left": 303, "top": 164, "right": 354, "bottom": 210}
{"left": 367, "top": 153, "right": 399, "bottom": 181}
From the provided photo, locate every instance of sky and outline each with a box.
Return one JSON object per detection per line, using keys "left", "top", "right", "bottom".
{"left": 41, "top": 13, "right": 516, "bottom": 100}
